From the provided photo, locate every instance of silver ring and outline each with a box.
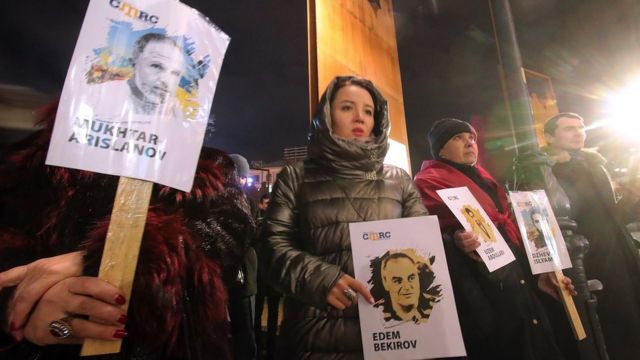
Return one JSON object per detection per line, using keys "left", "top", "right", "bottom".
{"left": 49, "top": 316, "right": 74, "bottom": 339}
{"left": 343, "top": 288, "right": 356, "bottom": 302}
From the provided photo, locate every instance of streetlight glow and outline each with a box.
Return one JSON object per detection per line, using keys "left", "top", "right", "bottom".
{"left": 604, "top": 75, "right": 640, "bottom": 141}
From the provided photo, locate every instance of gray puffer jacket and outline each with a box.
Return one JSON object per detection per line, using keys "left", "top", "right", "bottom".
{"left": 262, "top": 76, "right": 427, "bottom": 359}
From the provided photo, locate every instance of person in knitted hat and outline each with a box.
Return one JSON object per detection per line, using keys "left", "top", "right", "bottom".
{"left": 229, "top": 153, "right": 251, "bottom": 186}
{"left": 427, "top": 118, "right": 477, "bottom": 163}
{"left": 227, "top": 153, "right": 259, "bottom": 360}
{"left": 414, "top": 118, "right": 577, "bottom": 359}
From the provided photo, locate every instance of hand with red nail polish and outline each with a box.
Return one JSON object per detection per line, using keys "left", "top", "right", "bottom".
{"left": 113, "top": 329, "right": 128, "bottom": 339}
{"left": 0, "top": 252, "right": 127, "bottom": 345}
{"left": 22, "top": 276, "right": 127, "bottom": 345}
{"left": 1, "top": 251, "right": 85, "bottom": 336}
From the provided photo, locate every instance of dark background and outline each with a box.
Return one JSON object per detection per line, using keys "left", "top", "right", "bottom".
{"left": 1, "top": 0, "right": 638, "bottom": 176}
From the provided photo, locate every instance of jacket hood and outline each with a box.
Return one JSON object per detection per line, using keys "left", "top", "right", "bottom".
{"left": 307, "top": 76, "right": 390, "bottom": 179}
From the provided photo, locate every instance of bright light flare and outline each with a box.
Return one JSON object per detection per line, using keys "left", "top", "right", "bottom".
{"left": 604, "top": 75, "right": 640, "bottom": 141}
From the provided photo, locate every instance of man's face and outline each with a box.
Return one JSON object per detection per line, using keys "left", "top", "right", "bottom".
{"left": 532, "top": 213, "right": 544, "bottom": 232}
{"left": 259, "top": 198, "right": 269, "bottom": 210}
{"left": 382, "top": 257, "right": 419, "bottom": 308}
{"left": 439, "top": 132, "right": 478, "bottom": 165}
{"left": 546, "top": 117, "right": 586, "bottom": 151}
{"left": 133, "top": 40, "right": 184, "bottom": 106}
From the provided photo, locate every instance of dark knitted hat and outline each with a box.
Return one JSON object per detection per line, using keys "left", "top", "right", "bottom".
{"left": 428, "top": 118, "right": 477, "bottom": 159}
{"left": 229, "top": 154, "right": 250, "bottom": 178}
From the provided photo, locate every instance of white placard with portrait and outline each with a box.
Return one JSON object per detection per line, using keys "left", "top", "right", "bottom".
{"left": 509, "top": 190, "right": 572, "bottom": 274}
{"left": 46, "top": 0, "right": 230, "bottom": 191}
{"left": 436, "top": 187, "right": 516, "bottom": 272}
{"left": 350, "top": 216, "right": 466, "bottom": 360}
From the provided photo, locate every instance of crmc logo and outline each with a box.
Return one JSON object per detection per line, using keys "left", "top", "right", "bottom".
{"left": 109, "top": 0, "right": 160, "bottom": 24}
{"left": 362, "top": 231, "right": 391, "bottom": 241}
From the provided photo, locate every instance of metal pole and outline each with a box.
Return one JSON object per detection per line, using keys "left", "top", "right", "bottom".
{"left": 488, "top": 0, "right": 537, "bottom": 154}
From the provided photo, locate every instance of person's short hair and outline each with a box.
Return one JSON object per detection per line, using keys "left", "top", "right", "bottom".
{"left": 259, "top": 193, "right": 270, "bottom": 203}
{"left": 131, "top": 33, "right": 180, "bottom": 65}
{"left": 543, "top": 112, "right": 584, "bottom": 135}
{"left": 369, "top": 251, "right": 441, "bottom": 322}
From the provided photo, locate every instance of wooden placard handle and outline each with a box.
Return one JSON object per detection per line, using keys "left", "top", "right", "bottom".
{"left": 80, "top": 177, "right": 153, "bottom": 356}
{"left": 555, "top": 270, "right": 587, "bottom": 340}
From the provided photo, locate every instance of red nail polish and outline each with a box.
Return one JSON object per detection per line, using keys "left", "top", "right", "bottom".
{"left": 117, "top": 314, "right": 128, "bottom": 325}
{"left": 113, "top": 329, "right": 128, "bottom": 339}
{"left": 114, "top": 294, "right": 126, "bottom": 305}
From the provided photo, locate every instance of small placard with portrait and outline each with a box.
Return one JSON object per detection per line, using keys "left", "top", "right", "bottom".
{"left": 436, "top": 187, "right": 516, "bottom": 272}
{"left": 509, "top": 190, "right": 572, "bottom": 274}
{"left": 350, "top": 216, "right": 465, "bottom": 359}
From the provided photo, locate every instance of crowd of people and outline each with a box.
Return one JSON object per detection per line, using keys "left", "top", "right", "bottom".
{"left": 0, "top": 75, "right": 638, "bottom": 360}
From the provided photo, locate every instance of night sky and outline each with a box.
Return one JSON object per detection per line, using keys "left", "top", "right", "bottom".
{"left": 1, "top": 0, "right": 638, "bottom": 175}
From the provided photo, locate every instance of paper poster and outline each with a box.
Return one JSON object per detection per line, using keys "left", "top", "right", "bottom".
{"left": 509, "top": 190, "right": 572, "bottom": 274}
{"left": 436, "top": 187, "right": 516, "bottom": 272}
{"left": 46, "top": 0, "right": 230, "bottom": 191}
{"left": 350, "top": 216, "right": 466, "bottom": 360}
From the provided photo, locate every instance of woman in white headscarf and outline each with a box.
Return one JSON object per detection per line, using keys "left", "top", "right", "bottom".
{"left": 262, "top": 76, "right": 427, "bottom": 359}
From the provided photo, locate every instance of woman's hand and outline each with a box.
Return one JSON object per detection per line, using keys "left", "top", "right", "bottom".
{"left": 537, "top": 272, "right": 577, "bottom": 301}
{"left": 22, "top": 276, "right": 128, "bottom": 345}
{"left": 326, "top": 274, "right": 374, "bottom": 310}
{"left": 0, "top": 252, "right": 85, "bottom": 336}
{"left": 453, "top": 230, "right": 482, "bottom": 262}
{"left": 0, "top": 251, "right": 126, "bottom": 342}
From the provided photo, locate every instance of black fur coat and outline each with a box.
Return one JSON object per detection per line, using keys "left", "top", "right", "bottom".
{"left": 0, "top": 102, "right": 254, "bottom": 359}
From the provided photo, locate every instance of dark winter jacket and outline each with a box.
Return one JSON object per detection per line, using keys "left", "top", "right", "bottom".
{"left": 262, "top": 76, "right": 427, "bottom": 359}
{"left": 414, "top": 159, "right": 564, "bottom": 360}
{"left": 0, "top": 102, "right": 254, "bottom": 359}
{"left": 544, "top": 146, "right": 640, "bottom": 360}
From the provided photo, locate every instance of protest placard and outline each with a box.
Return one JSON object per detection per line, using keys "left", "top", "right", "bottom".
{"left": 436, "top": 187, "right": 515, "bottom": 272}
{"left": 509, "top": 190, "right": 572, "bottom": 274}
{"left": 509, "top": 190, "right": 585, "bottom": 339}
{"left": 350, "top": 216, "right": 466, "bottom": 359}
{"left": 46, "top": 0, "right": 230, "bottom": 192}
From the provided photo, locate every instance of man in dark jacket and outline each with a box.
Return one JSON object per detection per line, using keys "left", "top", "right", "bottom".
{"left": 543, "top": 112, "right": 640, "bottom": 360}
{"left": 253, "top": 192, "right": 280, "bottom": 360}
{"left": 228, "top": 153, "right": 259, "bottom": 360}
{"left": 414, "top": 118, "right": 572, "bottom": 359}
